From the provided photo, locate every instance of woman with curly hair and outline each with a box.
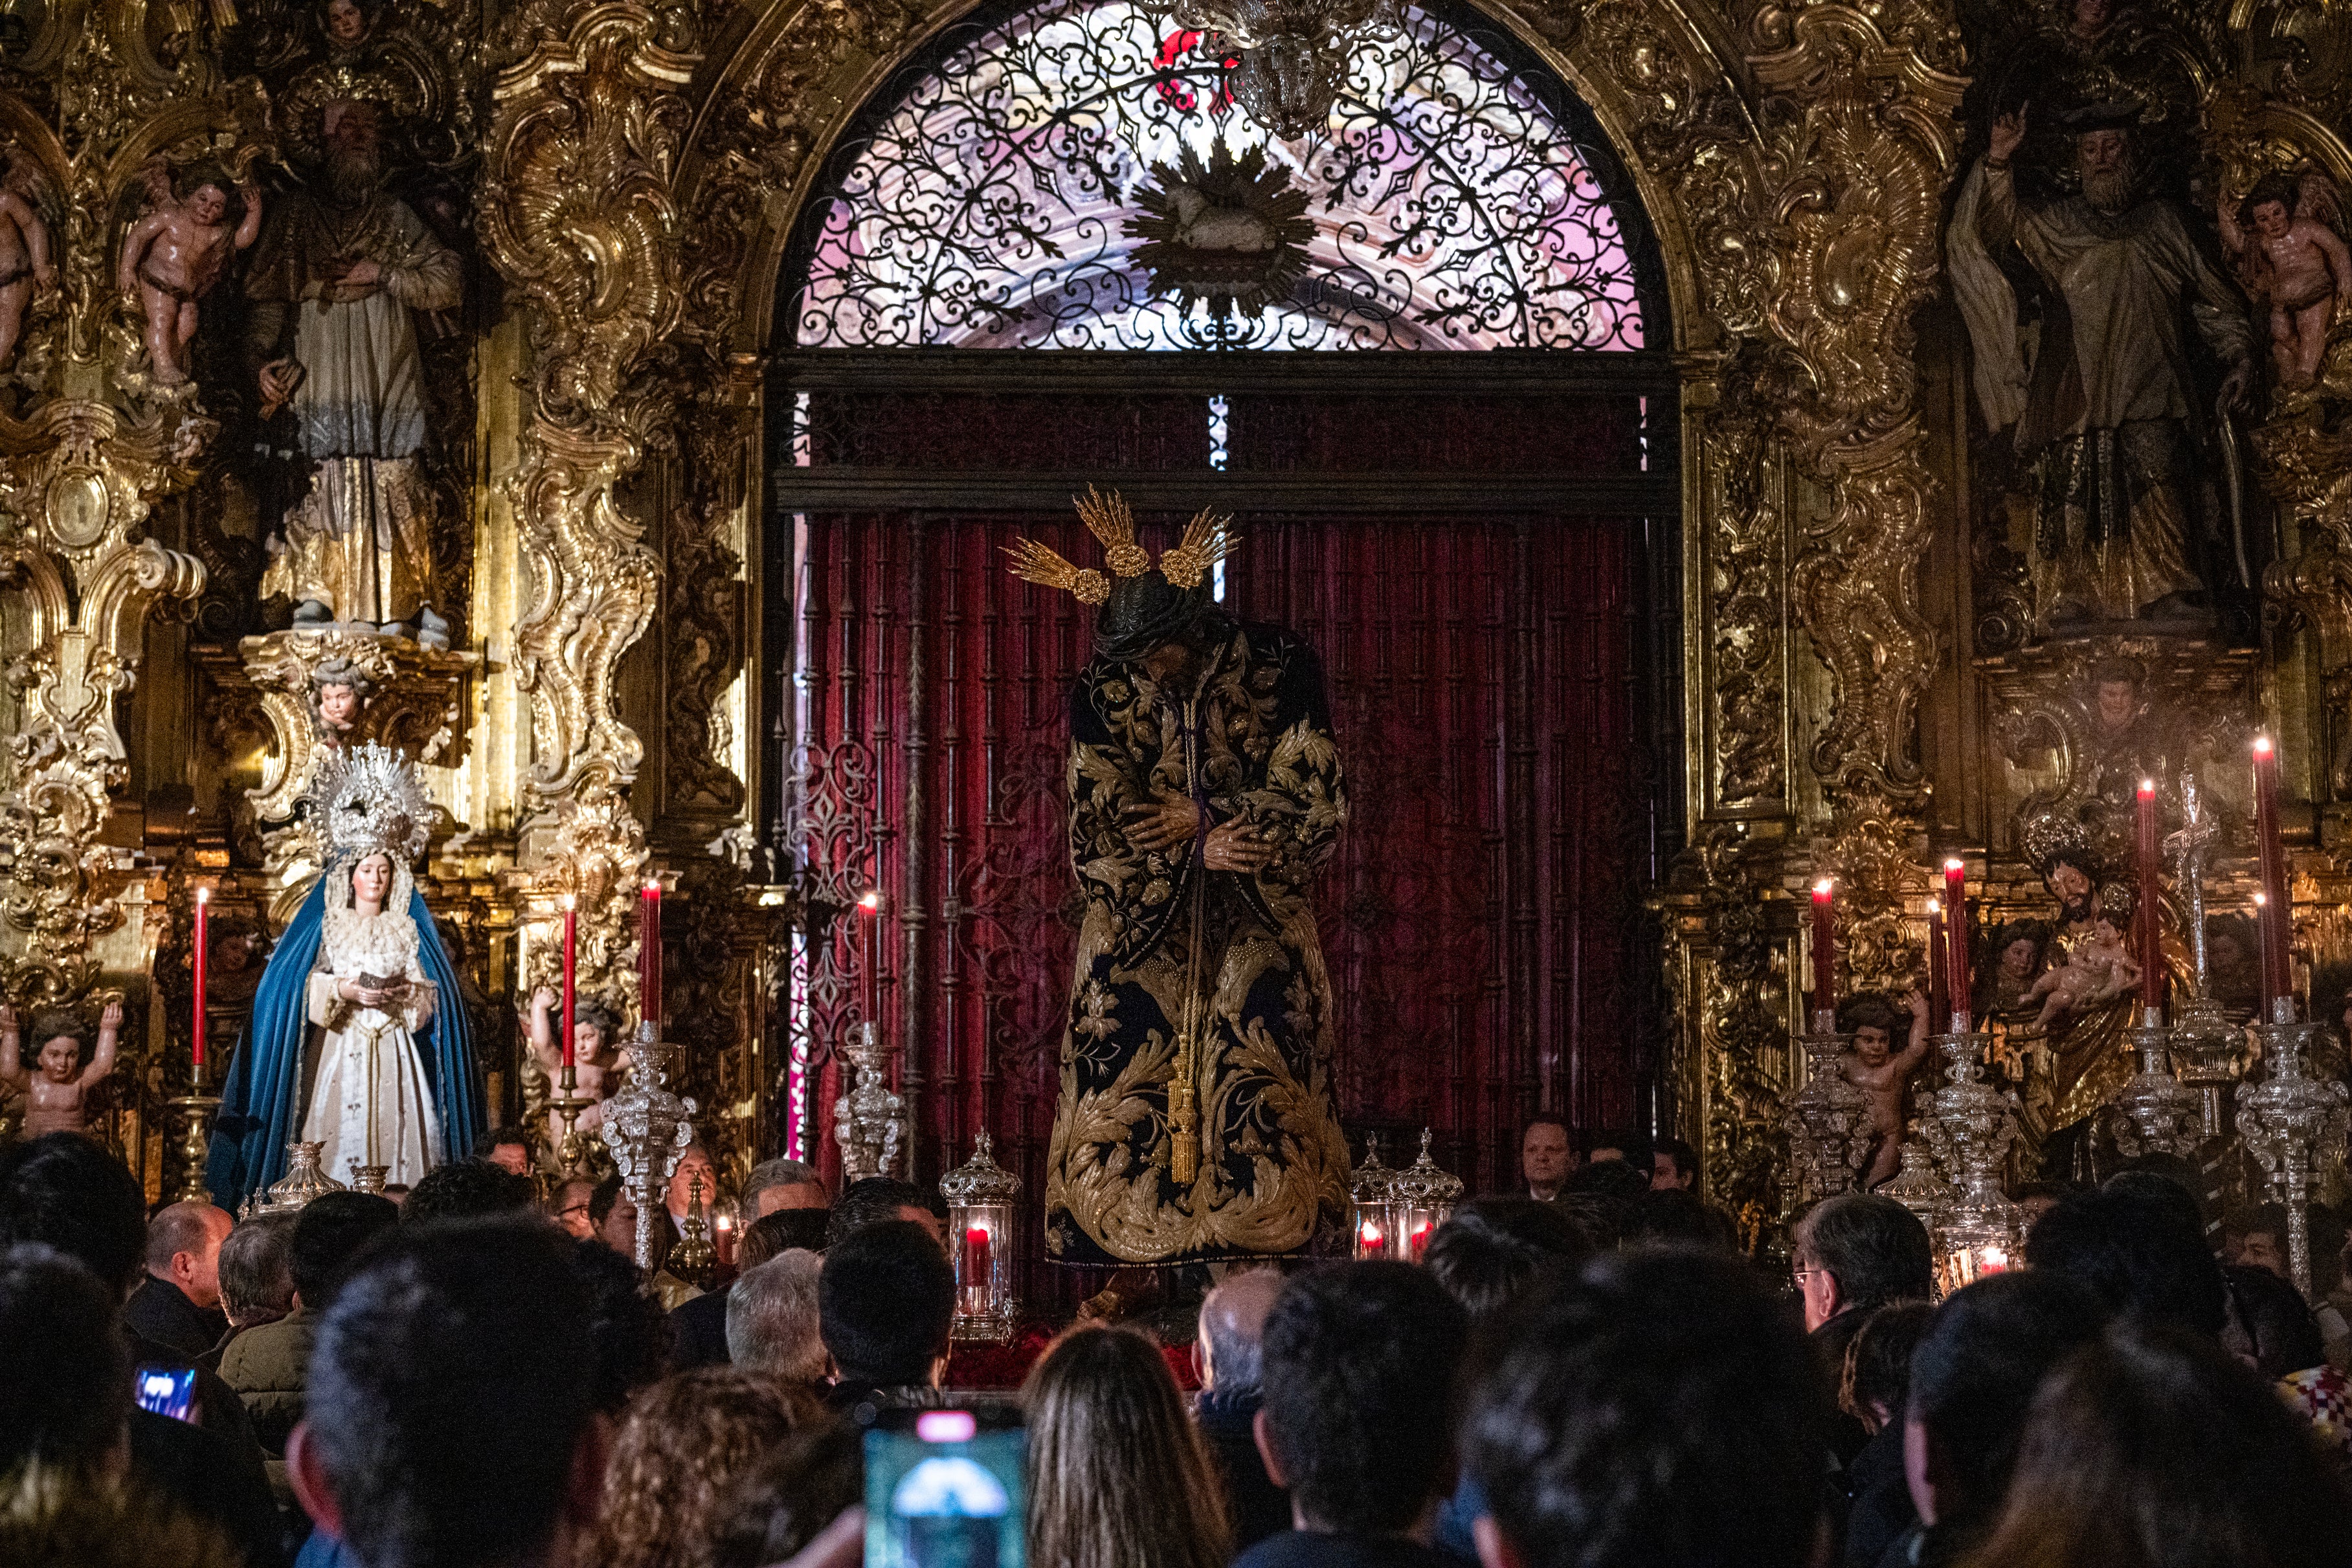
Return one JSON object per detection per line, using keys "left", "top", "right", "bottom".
{"left": 1024, "top": 1323, "right": 1231, "bottom": 1568}
{"left": 592, "top": 1365, "right": 822, "bottom": 1568}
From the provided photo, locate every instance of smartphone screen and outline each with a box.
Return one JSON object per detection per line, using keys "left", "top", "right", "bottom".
{"left": 134, "top": 1365, "right": 198, "bottom": 1424}
{"left": 863, "top": 1407, "right": 1025, "bottom": 1568}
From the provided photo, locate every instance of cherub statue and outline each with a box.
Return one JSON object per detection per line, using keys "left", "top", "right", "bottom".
{"left": 526, "top": 989, "right": 628, "bottom": 1132}
{"left": 116, "top": 170, "right": 263, "bottom": 385}
{"left": 1838, "top": 991, "right": 1932, "bottom": 1189}
{"left": 0, "top": 1002, "right": 123, "bottom": 1139}
{"left": 0, "top": 148, "right": 56, "bottom": 374}
{"left": 310, "top": 657, "right": 374, "bottom": 749}
{"left": 2223, "top": 170, "right": 2350, "bottom": 392}
{"left": 2021, "top": 914, "right": 2142, "bottom": 1028}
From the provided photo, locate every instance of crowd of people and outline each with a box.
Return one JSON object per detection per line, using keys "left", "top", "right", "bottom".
{"left": 5, "top": 1121, "right": 2351, "bottom": 1568}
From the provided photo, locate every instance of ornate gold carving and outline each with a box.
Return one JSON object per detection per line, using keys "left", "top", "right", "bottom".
{"left": 0, "top": 399, "right": 205, "bottom": 997}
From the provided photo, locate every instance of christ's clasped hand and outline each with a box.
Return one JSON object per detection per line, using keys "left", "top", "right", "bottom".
{"left": 1120, "top": 798, "right": 1274, "bottom": 872}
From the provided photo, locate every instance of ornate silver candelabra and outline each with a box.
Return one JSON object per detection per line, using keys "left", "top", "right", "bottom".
{"left": 606, "top": 1021, "right": 697, "bottom": 1271}
{"left": 2162, "top": 770, "right": 2245, "bottom": 1139}
{"left": 1782, "top": 1010, "right": 1870, "bottom": 1207}
{"left": 2111, "top": 1005, "right": 2203, "bottom": 1159}
{"left": 2237, "top": 1003, "right": 2350, "bottom": 1298}
{"left": 833, "top": 1022, "right": 909, "bottom": 1182}
{"left": 1926, "top": 1027, "right": 2022, "bottom": 1297}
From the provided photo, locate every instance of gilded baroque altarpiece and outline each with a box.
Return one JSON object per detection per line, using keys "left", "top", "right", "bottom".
{"left": 0, "top": 0, "right": 2346, "bottom": 1216}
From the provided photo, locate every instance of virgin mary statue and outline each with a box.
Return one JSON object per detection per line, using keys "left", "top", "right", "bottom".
{"left": 207, "top": 743, "right": 482, "bottom": 1204}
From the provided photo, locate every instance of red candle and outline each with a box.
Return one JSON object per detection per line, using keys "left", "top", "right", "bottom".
{"left": 192, "top": 887, "right": 210, "bottom": 1073}
{"left": 2252, "top": 735, "right": 2291, "bottom": 1013}
{"left": 640, "top": 878, "right": 662, "bottom": 1031}
{"left": 1943, "top": 859, "right": 1970, "bottom": 1030}
{"left": 2135, "top": 779, "right": 2163, "bottom": 1013}
{"left": 960, "top": 1222, "right": 993, "bottom": 1312}
{"left": 560, "top": 895, "right": 578, "bottom": 1071}
{"left": 1358, "top": 1216, "right": 1387, "bottom": 1259}
{"left": 858, "top": 889, "right": 882, "bottom": 1027}
{"left": 1410, "top": 1220, "right": 1434, "bottom": 1263}
{"left": 1809, "top": 879, "right": 1835, "bottom": 1026}
{"left": 1926, "top": 898, "right": 1947, "bottom": 1029}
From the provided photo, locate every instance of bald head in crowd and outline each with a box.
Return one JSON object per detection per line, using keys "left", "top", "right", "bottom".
{"left": 1200, "top": 1268, "right": 1287, "bottom": 1396}
{"left": 144, "top": 1200, "right": 234, "bottom": 1310}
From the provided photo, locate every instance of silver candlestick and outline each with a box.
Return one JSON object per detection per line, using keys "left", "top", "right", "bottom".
{"left": 833, "top": 1022, "right": 909, "bottom": 1182}
{"left": 2237, "top": 1002, "right": 2349, "bottom": 1299}
{"left": 2111, "top": 1005, "right": 2203, "bottom": 1159}
{"left": 1926, "top": 1025, "right": 2022, "bottom": 1297}
{"left": 605, "top": 1021, "right": 697, "bottom": 1271}
{"left": 1782, "top": 1010, "right": 1870, "bottom": 1207}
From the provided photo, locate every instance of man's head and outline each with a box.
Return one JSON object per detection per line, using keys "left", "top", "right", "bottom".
{"left": 289, "top": 1218, "right": 606, "bottom": 1568}
{"left": 0, "top": 1132, "right": 146, "bottom": 1297}
{"left": 1466, "top": 1250, "right": 1826, "bottom": 1568}
{"left": 1198, "top": 1266, "right": 1286, "bottom": 1397}
{"left": 2226, "top": 1205, "right": 2290, "bottom": 1281}
{"left": 1840, "top": 994, "right": 1901, "bottom": 1068}
{"left": 290, "top": 1191, "right": 401, "bottom": 1313}
{"left": 1423, "top": 1199, "right": 1587, "bottom": 1325}
{"left": 664, "top": 1143, "right": 719, "bottom": 1220}
{"left": 2025, "top": 1187, "right": 2225, "bottom": 1338}
{"left": 217, "top": 1214, "right": 297, "bottom": 1329}
{"left": 547, "top": 1178, "right": 598, "bottom": 1241}
{"left": 2040, "top": 857, "right": 2098, "bottom": 924}
{"left": 1903, "top": 1270, "right": 2107, "bottom": 1532}
{"left": 27, "top": 1013, "right": 85, "bottom": 1082}
{"left": 476, "top": 1130, "right": 535, "bottom": 1178}
{"left": 143, "top": 1201, "right": 234, "bottom": 1310}
{"left": 726, "top": 1249, "right": 829, "bottom": 1383}
{"left": 590, "top": 1172, "right": 637, "bottom": 1257}
{"left": 825, "top": 1176, "right": 943, "bottom": 1248}
{"left": 1651, "top": 1137, "right": 1698, "bottom": 1192}
{"left": 321, "top": 100, "right": 385, "bottom": 204}
{"left": 744, "top": 1157, "right": 827, "bottom": 1218}
{"left": 1256, "top": 1262, "right": 1470, "bottom": 1534}
{"left": 404, "top": 1158, "right": 537, "bottom": 1222}
{"left": 1791, "top": 1193, "right": 1933, "bottom": 1332}
{"left": 818, "top": 1220, "right": 954, "bottom": 1388}
{"left": 0, "top": 1243, "right": 131, "bottom": 1477}
{"left": 739, "top": 1207, "right": 831, "bottom": 1268}
{"left": 2077, "top": 128, "right": 2138, "bottom": 213}
{"left": 1584, "top": 1130, "right": 1648, "bottom": 1167}
{"left": 1519, "top": 1117, "right": 1573, "bottom": 1194}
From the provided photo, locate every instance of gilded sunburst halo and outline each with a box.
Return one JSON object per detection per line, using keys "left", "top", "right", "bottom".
{"left": 1124, "top": 139, "right": 1314, "bottom": 319}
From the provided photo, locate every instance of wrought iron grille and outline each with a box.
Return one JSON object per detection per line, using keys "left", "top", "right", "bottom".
{"left": 789, "top": 0, "right": 1655, "bottom": 350}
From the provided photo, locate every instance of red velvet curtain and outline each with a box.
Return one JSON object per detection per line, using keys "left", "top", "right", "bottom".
{"left": 785, "top": 504, "right": 1645, "bottom": 1286}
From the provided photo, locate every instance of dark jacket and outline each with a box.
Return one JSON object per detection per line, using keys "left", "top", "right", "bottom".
{"left": 1842, "top": 1420, "right": 1916, "bottom": 1568}
{"left": 1813, "top": 1305, "right": 1876, "bottom": 1466}
{"left": 219, "top": 1308, "right": 317, "bottom": 1512}
{"left": 126, "top": 1274, "right": 229, "bottom": 1360}
{"left": 669, "top": 1282, "right": 734, "bottom": 1370}
{"left": 129, "top": 1405, "right": 289, "bottom": 1568}
{"left": 1195, "top": 1386, "right": 1291, "bottom": 1552}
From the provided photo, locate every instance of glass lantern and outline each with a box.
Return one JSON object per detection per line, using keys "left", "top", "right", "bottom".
{"left": 1350, "top": 1133, "right": 1400, "bottom": 1259}
{"left": 1391, "top": 1129, "right": 1464, "bottom": 1262}
{"left": 941, "top": 1130, "right": 1020, "bottom": 1343}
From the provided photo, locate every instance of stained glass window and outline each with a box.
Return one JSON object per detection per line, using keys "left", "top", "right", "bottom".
{"left": 789, "top": 0, "right": 1655, "bottom": 350}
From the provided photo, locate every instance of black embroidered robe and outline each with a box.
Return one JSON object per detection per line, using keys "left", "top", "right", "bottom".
{"left": 1044, "top": 622, "right": 1350, "bottom": 1266}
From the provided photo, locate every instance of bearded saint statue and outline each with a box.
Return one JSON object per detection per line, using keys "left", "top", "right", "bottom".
{"left": 1949, "top": 100, "right": 2256, "bottom": 634}
{"left": 1007, "top": 492, "right": 1350, "bottom": 1266}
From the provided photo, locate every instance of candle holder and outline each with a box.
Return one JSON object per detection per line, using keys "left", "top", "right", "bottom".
{"left": 254, "top": 1139, "right": 348, "bottom": 1215}
{"left": 1925, "top": 1030, "right": 2022, "bottom": 1298}
{"left": 605, "top": 1022, "right": 697, "bottom": 1271}
{"left": 1350, "top": 1133, "right": 1400, "bottom": 1260}
{"left": 669, "top": 1174, "right": 721, "bottom": 1289}
{"left": 2167, "top": 994, "right": 2246, "bottom": 1141}
{"left": 350, "top": 1164, "right": 390, "bottom": 1195}
{"left": 2107, "top": 1006, "right": 2203, "bottom": 1161}
{"left": 1879, "top": 1120, "right": 1954, "bottom": 1234}
{"left": 166, "top": 1095, "right": 222, "bottom": 1207}
{"left": 833, "top": 1022, "right": 909, "bottom": 1183}
{"left": 1782, "top": 1013, "right": 1869, "bottom": 1207}
{"left": 1391, "top": 1129, "right": 1464, "bottom": 1262}
{"left": 2237, "top": 1005, "right": 2350, "bottom": 1299}
{"left": 941, "top": 1130, "right": 1022, "bottom": 1344}
{"left": 546, "top": 1061, "right": 598, "bottom": 1175}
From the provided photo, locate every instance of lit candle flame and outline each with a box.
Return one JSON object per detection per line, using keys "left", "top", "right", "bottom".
{"left": 2254, "top": 891, "right": 2268, "bottom": 908}
{"left": 2255, "top": 734, "right": 2274, "bottom": 756}
{"left": 561, "top": 893, "right": 576, "bottom": 911}
{"left": 1926, "top": 897, "right": 1940, "bottom": 915}
{"left": 858, "top": 889, "right": 882, "bottom": 912}
{"left": 1813, "top": 878, "right": 1833, "bottom": 896}
{"left": 196, "top": 886, "right": 210, "bottom": 906}
{"left": 2139, "top": 778, "right": 2156, "bottom": 795}
{"left": 1944, "top": 857, "right": 1966, "bottom": 873}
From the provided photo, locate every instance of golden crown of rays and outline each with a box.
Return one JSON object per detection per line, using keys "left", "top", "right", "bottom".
{"left": 1002, "top": 487, "right": 1238, "bottom": 603}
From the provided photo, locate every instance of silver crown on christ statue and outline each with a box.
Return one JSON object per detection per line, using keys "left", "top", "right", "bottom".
{"left": 310, "top": 742, "right": 432, "bottom": 862}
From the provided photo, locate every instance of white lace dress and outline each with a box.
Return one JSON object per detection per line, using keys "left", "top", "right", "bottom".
{"left": 300, "top": 908, "right": 442, "bottom": 1185}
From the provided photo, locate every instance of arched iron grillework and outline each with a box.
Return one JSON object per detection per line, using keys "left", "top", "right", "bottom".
{"left": 788, "top": 0, "right": 1659, "bottom": 350}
